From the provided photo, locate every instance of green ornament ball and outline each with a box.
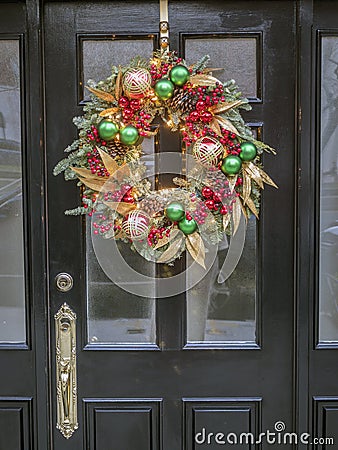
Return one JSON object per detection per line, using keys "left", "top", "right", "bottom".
{"left": 169, "top": 65, "right": 190, "bottom": 86}
{"left": 154, "top": 79, "right": 175, "bottom": 100}
{"left": 165, "top": 202, "right": 185, "bottom": 222}
{"left": 178, "top": 217, "right": 197, "bottom": 235}
{"left": 98, "top": 120, "right": 119, "bottom": 141}
{"left": 240, "top": 141, "right": 257, "bottom": 161}
{"left": 119, "top": 125, "right": 139, "bottom": 146}
{"left": 221, "top": 155, "right": 242, "bottom": 175}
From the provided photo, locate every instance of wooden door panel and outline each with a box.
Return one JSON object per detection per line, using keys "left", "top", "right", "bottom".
{"left": 44, "top": 1, "right": 296, "bottom": 448}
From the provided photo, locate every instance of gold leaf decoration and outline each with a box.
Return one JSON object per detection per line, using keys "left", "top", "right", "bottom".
{"left": 97, "top": 148, "right": 119, "bottom": 175}
{"left": 242, "top": 195, "right": 259, "bottom": 218}
{"left": 239, "top": 200, "right": 248, "bottom": 221}
{"left": 223, "top": 213, "right": 231, "bottom": 231}
{"left": 153, "top": 228, "right": 181, "bottom": 249}
{"left": 104, "top": 201, "right": 136, "bottom": 215}
{"left": 186, "top": 232, "right": 206, "bottom": 269}
{"left": 256, "top": 166, "right": 278, "bottom": 188}
{"left": 210, "top": 118, "right": 222, "bottom": 137}
{"left": 190, "top": 73, "right": 220, "bottom": 86}
{"left": 157, "top": 235, "right": 185, "bottom": 263}
{"left": 228, "top": 175, "right": 238, "bottom": 193}
{"left": 232, "top": 197, "right": 242, "bottom": 235}
{"left": 99, "top": 107, "right": 120, "bottom": 117}
{"left": 202, "top": 68, "right": 224, "bottom": 74}
{"left": 71, "top": 167, "right": 107, "bottom": 191}
{"left": 210, "top": 100, "right": 243, "bottom": 115}
{"left": 76, "top": 176, "right": 106, "bottom": 192}
{"left": 115, "top": 66, "right": 123, "bottom": 100}
{"left": 86, "top": 86, "right": 116, "bottom": 103}
{"left": 71, "top": 166, "right": 102, "bottom": 181}
{"left": 242, "top": 170, "right": 252, "bottom": 204}
{"left": 115, "top": 163, "right": 131, "bottom": 182}
{"left": 243, "top": 163, "right": 264, "bottom": 189}
{"left": 214, "top": 115, "right": 239, "bottom": 135}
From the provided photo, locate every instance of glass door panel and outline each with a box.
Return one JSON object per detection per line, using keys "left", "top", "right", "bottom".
{"left": 0, "top": 38, "right": 26, "bottom": 344}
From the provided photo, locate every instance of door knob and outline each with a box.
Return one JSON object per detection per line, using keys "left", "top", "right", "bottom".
{"left": 55, "top": 273, "right": 73, "bottom": 292}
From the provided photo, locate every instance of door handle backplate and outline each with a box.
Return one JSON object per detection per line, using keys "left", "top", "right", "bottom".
{"left": 55, "top": 303, "right": 78, "bottom": 439}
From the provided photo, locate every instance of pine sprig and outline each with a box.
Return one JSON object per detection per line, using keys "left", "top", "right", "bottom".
{"left": 192, "top": 55, "right": 211, "bottom": 74}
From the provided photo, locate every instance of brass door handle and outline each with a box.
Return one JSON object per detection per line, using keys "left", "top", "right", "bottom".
{"left": 55, "top": 303, "right": 78, "bottom": 439}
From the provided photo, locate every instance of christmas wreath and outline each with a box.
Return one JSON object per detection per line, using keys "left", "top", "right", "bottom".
{"left": 54, "top": 49, "right": 277, "bottom": 268}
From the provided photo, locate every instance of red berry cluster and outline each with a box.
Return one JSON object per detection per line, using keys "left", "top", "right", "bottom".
{"left": 201, "top": 186, "right": 231, "bottom": 215}
{"left": 191, "top": 202, "right": 209, "bottom": 225}
{"left": 103, "top": 184, "right": 134, "bottom": 203}
{"left": 92, "top": 215, "right": 121, "bottom": 236}
{"left": 147, "top": 226, "right": 171, "bottom": 246}
{"left": 87, "top": 125, "right": 107, "bottom": 147}
{"left": 150, "top": 56, "right": 184, "bottom": 83}
{"left": 118, "top": 96, "right": 152, "bottom": 135}
{"left": 219, "top": 129, "right": 241, "bottom": 155}
{"left": 181, "top": 82, "right": 243, "bottom": 148}
{"left": 86, "top": 146, "right": 109, "bottom": 177}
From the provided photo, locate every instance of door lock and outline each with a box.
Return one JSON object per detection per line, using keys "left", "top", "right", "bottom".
{"left": 55, "top": 273, "right": 73, "bottom": 292}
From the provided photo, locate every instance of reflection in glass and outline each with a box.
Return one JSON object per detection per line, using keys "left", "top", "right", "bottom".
{"left": 319, "top": 36, "right": 338, "bottom": 343}
{"left": 0, "top": 39, "right": 26, "bottom": 343}
{"left": 86, "top": 235, "right": 156, "bottom": 345}
{"left": 82, "top": 38, "right": 153, "bottom": 100}
{"left": 86, "top": 111, "right": 156, "bottom": 345}
{"left": 187, "top": 217, "right": 256, "bottom": 344}
{"left": 185, "top": 38, "right": 257, "bottom": 99}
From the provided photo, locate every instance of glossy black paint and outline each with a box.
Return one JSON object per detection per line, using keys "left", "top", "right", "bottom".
{"left": 44, "top": 2, "right": 296, "bottom": 449}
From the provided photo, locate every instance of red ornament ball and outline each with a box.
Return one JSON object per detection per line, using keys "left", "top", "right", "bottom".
{"left": 192, "top": 136, "right": 224, "bottom": 168}
{"left": 122, "top": 194, "right": 134, "bottom": 204}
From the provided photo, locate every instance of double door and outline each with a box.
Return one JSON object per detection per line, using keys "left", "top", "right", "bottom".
{"left": 0, "top": 1, "right": 337, "bottom": 449}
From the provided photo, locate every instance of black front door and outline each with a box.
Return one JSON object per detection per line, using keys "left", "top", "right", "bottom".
{"left": 44, "top": 1, "right": 296, "bottom": 449}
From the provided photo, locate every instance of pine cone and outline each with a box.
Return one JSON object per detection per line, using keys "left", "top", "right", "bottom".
{"left": 141, "top": 194, "right": 166, "bottom": 217}
{"left": 169, "top": 88, "right": 197, "bottom": 113}
{"left": 105, "top": 140, "right": 129, "bottom": 161}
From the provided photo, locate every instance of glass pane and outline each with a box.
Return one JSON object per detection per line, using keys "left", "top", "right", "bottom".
{"left": 86, "top": 108, "right": 156, "bottom": 345}
{"left": 87, "top": 236, "right": 156, "bottom": 345}
{"left": 185, "top": 37, "right": 258, "bottom": 99}
{"left": 81, "top": 38, "right": 154, "bottom": 100}
{"left": 0, "top": 39, "right": 26, "bottom": 343}
{"left": 187, "top": 216, "right": 256, "bottom": 344}
{"left": 318, "top": 36, "right": 338, "bottom": 343}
